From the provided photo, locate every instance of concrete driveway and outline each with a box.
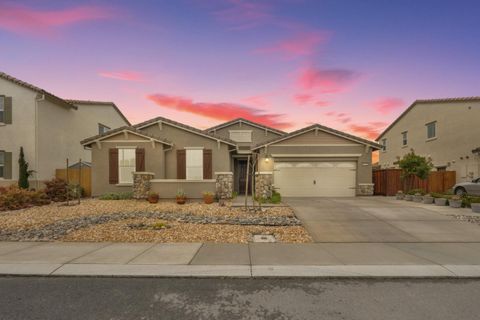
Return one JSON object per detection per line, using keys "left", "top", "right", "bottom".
{"left": 285, "top": 197, "right": 480, "bottom": 242}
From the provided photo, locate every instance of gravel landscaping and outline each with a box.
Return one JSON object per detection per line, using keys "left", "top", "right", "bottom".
{"left": 0, "top": 199, "right": 312, "bottom": 243}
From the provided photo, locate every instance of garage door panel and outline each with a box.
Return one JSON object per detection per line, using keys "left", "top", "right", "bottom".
{"left": 274, "top": 161, "right": 356, "bottom": 197}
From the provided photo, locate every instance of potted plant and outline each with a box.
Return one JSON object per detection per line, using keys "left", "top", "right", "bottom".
{"left": 413, "top": 193, "right": 423, "bottom": 203}
{"left": 176, "top": 189, "right": 186, "bottom": 205}
{"left": 434, "top": 196, "right": 447, "bottom": 206}
{"left": 404, "top": 193, "right": 413, "bottom": 201}
{"left": 147, "top": 191, "right": 159, "bottom": 204}
{"left": 203, "top": 191, "right": 214, "bottom": 204}
{"left": 449, "top": 195, "right": 462, "bottom": 208}
{"left": 396, "top": 190, "right": 404, "bottom": 200}
{"left": 423, "top": 194, "right": 434, "bottom": 204}
{"left": 471, "top": 199, "right": 480, "bottom": 213}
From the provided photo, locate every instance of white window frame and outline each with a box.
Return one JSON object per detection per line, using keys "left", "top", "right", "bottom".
{"left": 229, "top": 130, "right": 252, "bottom": 143}
{"left": 0, "top": 151, "right": 4, "bottom": 178}
{"left": 401, "top": 131, "right": 408, "bottom": 146}
{"left": 118, "top": 148, "right": 136, "bottom": 184}
{"left": 98, "top": 123, "right": 111, "bottom": 135}
{"left": 426, "top": 121, "right": 436, "bottom": 140}
{"left": 0, "top": 96, "right": 5, "bottom": 124}
{"left": 185, "top": 147, "right": 203, "bottom": 180}
{"left": 381, "top": 138, "right": 387, "bottom": 152}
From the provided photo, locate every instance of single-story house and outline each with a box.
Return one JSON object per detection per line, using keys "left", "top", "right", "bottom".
{"left": 81, "top": 117, "right": 381, "bottom": 198}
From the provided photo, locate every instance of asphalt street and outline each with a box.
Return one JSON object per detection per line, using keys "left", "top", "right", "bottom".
{"left": 0, "top": 277, "right": 479, "bottom": 320}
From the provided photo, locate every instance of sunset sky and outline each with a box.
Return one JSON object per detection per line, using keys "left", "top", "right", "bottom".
{"left": 1, "top": 0, "right": 479, "bottom": 144}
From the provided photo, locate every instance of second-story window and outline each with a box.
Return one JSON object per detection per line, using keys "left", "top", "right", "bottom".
{"left": 99, "top": 123, "right": 111, "bottom": 135}
{"left": 426, "top": 122, "right": 436, "bottom": 139}
{"left": 0, "top": 96, "right": 4, "bottom": 123}
{"left": 402, "top": 131, "right": 408, "bottom": 146}
{"left": 381, "top": 138, "right": 387, "bottom": 151}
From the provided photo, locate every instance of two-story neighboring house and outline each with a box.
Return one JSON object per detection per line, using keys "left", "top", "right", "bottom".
{"left": 376, "top": 97, "right": 480, "bottom": 182}
{"left": 0, "top": 72, "right": 130, "bottom": 188}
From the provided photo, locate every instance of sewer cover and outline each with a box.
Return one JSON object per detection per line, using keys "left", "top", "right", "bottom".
{"left": 252, "top": 234, "right": 276, "bottom": 243}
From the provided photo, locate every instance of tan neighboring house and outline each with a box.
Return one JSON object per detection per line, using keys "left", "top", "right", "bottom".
{"left": 82, "top": 117, "right": 381, "bottom": 198}
{"left": 0, "top": 72, "right": 130, "bottom": 188}
{"left": 376, "top": 97, "right": 480, "bottom": 182}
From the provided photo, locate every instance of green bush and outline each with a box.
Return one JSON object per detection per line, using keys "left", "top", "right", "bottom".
{"left": 407, "top": 188, "right": 426, "bottom": 195}
{"left": 461, "top": 195, "right": 480, "bottom": 208}
{"left": 270, "top": 191, "right": 282, "bottom": 204}
{"left": 98, "top": 192, "right": 133, "bottom": 200}
{"left": 0, "top": 185, "right": 50, "bottom": 211}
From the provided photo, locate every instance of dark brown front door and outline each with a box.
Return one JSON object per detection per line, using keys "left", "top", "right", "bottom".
{"left": 236, "top": 159, "right": 252, "bottom": 195}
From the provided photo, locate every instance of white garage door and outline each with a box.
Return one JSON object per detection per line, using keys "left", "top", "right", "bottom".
{"left": 273, "top": 161, "right": 356, "bottom": 197}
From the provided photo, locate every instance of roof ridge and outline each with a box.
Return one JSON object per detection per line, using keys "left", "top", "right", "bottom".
{"left": 81, "top": 126, "right": 172, "bottom": 146}
{"left": 205, "top": 118, "right": 287, "bottom": 134}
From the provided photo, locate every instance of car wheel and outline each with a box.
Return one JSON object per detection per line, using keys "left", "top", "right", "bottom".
{"left": 455, "top": 187, "right": 466, "bottom": 196}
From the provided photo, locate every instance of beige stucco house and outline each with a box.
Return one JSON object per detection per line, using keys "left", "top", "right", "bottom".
{"left": 82, "top": 117, "right": 381, "bottom": 198}
{"left": 0, "top": 72, "right": 130, "bottom": 188}
{"left": 376, "top": 97, "right": 480, "bottom": 182}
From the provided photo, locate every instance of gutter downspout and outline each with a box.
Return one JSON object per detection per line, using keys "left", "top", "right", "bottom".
{"left": 35, "top": 93, "right": 45, "bottom": 190}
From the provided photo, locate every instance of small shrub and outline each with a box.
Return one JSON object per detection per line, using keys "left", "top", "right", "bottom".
{"left": 0, "top": 186, "right": 50, "bottom": 211}
{"left": 44, "top": 178, "right": 68, "bottom": 202}
{"left": 98, "top": 192, "right": 133, "bottom": 200}
{"left": 270, "top": 191, "right": 282, "bottom": 204}
{"left": 407, "top": 188, "right": 426, "bottom": 195}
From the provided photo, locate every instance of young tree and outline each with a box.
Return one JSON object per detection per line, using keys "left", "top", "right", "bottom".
{"left": 18, "top": 147, "right": 34, "bottom": 189}
{"left": 396, "top": 150, "right": 433, "bottom": 191}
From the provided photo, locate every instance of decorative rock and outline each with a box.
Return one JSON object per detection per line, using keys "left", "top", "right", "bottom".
{"left": 357, "top": 183, "right": 374, "bottom": 196}
{"left": 215, "top": 172, "right": 233, "bottom": 199}
{"left": 132, "top": 172, "right": 155, "bottom": 199}
{"left": 255, "top": 172, "right": 273, "bottom": 200}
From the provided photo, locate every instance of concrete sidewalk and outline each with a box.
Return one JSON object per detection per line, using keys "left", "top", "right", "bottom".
{"left": 2, "top": 241, "right": 480, "bottom": 277}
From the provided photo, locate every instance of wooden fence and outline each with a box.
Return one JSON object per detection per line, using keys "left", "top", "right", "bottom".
{"left": 373, "top": 169, "right": 456, "bottom": 196}
{"left": 55, "top": 167, "right": 92, "bottom": 197}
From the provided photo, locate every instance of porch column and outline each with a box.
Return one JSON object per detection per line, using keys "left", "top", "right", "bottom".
{"left": 215, "top": 172, "right": 233, "bottom": 199}
{"left": 132, "top": 172, "right": 155, "bottom": 199}
{"left": 255, "top": 171, "right": 273, "bottom": 200}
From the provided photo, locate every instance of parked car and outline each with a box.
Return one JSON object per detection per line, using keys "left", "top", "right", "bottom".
{"left": 453, "top": 178, "right": 480, "bottom": 196}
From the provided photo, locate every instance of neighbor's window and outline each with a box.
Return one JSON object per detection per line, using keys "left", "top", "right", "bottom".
{"left": 229, "top": 130, "right": 252, "bottom": 143}
{"left": 381, "top": 138, "right": 387, "bottom": 151}
{"left": 186, "top": 148, "right": 203, "bottom": 180}
{"left": 426, "top": 122, "right": 436, "bottom": 139}
{"left": 0, "top": 151, "right": 4, "bottom": 178}
{"left": 0, "top": 96, "right": 4, "bottom": 123}
{"left": 118, "top": 148, "right": 136, "bottom": 183}
{"left": 98, "top": 123, "right": 110, "bottom": 135}
{"left": 402, "top": 131, "right": 408, "bottom": 146}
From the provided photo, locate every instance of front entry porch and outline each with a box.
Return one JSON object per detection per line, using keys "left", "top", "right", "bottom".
{"left": 233, "top": 158, "right": 252, "bottom": 195}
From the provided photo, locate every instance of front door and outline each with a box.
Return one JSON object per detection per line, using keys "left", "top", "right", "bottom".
{"left": 235, "top": 159, "right": 252, "bottom": 195}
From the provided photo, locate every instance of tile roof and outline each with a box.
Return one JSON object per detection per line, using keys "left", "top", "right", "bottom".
{"left": 376, "top": 96, "right": 480, "bottom": 140}
{"left": 81, "top": 126, "right": 172, "bottom": 146}
{"left": 205, "top": 118, "right": 286, "bottom": 135}
{"left": 252, "top": 123, "right": 382, "bottom": 150}
{"left": 134, "top": 116, "right": 238, "bottom": 146}
{"left": 0, "top": 72, "right": 77, "bottom": 109}
{"left": 65, "top": 99, "right": 131, "bottom": 126}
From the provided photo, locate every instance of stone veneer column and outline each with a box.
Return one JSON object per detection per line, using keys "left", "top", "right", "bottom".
{"left": 215, "top": 172, "right": 233, "bottom": 199}
{"left": 255, "top": 172, "right": 273, "bottom": 200}
{"left": 132, "top": 172, "right": 155, "bottom": 199}
{"left": 357, "top": 183, "right": 374, "bottom": 196}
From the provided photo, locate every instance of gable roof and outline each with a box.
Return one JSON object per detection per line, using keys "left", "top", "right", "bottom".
{"left": 376, "top": 96, "right": 480, "bottom": 141}
{"left": 252, "top": 123, "right": 382, "bottom": 150}
{"left": 0, "top": 71, "right": 77, "bottom": 109}
{"left": 205, "top": 118, "right": 286, "bottom": 135}
{"left": 134, "top": 116, "right": 238, "bottom": 146}
{"left": 65, "top": 99, "right": 131, "bottom": 126}
{"left": 81, "top": 126, "right": 173, "bottom": 147}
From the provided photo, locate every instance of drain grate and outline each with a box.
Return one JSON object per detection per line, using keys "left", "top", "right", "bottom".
{"left": 252, "top": 234, "right": 276, "bottom": 243}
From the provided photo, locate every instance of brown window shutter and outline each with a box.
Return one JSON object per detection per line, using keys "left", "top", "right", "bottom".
{"left": 109, "top": 148, "right": 119, "bottom": 184}
{"left": 203, "top": 149, "right": 212, "bottom": 179}
{"left": 135, "top": 148, "right": 145, "bottom": 172}
{"left": 177, "top": 149, "right": 186, "bottom": 179}
{"left": 3, "top": 152, "right": 12, "bottom": 179}
{"left": 4, "top": 97, "right": 12, "bottom": 124}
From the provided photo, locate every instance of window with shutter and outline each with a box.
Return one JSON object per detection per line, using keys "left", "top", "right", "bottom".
{"left": 118, "top": 148, "right": 136, "bottom": 183}
{"left": 0, "top": 96, "right": 4, "bottom": 123}
{"left": 0, "top": 151, "right": 4, "bottom": 178}
{"left": 186, "top": 148, "right": 203, "bottom": 180}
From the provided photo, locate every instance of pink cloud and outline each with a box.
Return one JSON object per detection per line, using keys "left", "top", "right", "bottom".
{"left": 147, "top": 93, "right": 291, "bottom": 129}
{"left": 212, "top": 0, "right": 272, "bottom": 30}
{"left": 293, "top": 94, "right": 313, "bottom": 105}
{"left": 241, "top": 94, "right": 270, "bottom": 108}
{"left": 348, "top": 121, "right": 389, "bottom": 140}
{"left": 324, "top": 111, "right": 351, "bottom": 124}
{"left": 98, "top": 71, "right": 146, "bottom": 82}
{"left": 297, "top": 66, "right": 361, "bottom": 93}
{"left": 314, "top": 100, "right": 329, "bottom": 107}
{"left": 255, "top": 31, "right": 329, "bottom": 58}
{"left": 369, "top": 97, "right": 405, "bottom": 114}
{"left": 0, "top": 3, "right": 115, "bottom": 36}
